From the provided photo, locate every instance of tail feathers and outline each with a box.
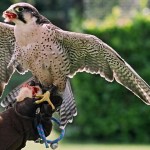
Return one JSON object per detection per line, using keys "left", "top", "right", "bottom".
{"left": 60, "top": 79, "right": 77, "bottom": 129}
{"left": 1, "top": 88, "right": 18, "bottom": 107}
{"left": 59, "top": 102, "right": 68, "bottom": 128}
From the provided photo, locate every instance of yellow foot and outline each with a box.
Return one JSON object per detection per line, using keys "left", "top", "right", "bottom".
{"left": 35, "top": 91, "right": 55, "bottom": 110}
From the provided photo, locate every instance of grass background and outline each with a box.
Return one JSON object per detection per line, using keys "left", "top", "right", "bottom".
{"left": 23, "top": 143, "right": 150, "bottom": 150}
{"left": 22, "top": 132, "right": 150, "bottom": 150}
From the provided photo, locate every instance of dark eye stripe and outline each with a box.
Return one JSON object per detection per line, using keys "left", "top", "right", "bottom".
{"left": 18, "top": 13, "right": 26, "bottom": 24}
{"left": 12, "top": 5, "right": 50, "bottom": 24}
{"left": 13, "top": 6, "right": 34, "bottom": 24}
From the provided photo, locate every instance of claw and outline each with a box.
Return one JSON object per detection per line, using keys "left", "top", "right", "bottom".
{"left": 35, "top": 91, "right": 55, "bottom": 110}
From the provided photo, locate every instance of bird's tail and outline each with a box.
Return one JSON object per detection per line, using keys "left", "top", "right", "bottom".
{"left": 59, "top": 79, "right": 77, "bottom": 129}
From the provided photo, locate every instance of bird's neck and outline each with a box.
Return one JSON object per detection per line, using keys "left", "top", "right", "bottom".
{"left": 14, "top": 22, "right": 40, "bottom": 46}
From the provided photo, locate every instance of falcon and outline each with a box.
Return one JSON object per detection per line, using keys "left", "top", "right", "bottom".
{"left": 1, "top": 2, "right": 150, "bottom": 128}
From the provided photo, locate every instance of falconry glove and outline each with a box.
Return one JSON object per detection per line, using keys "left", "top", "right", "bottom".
{"left": 0, "top": 93, "right": 62, "bottom": 150}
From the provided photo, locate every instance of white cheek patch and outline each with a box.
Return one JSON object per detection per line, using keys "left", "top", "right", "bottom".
{"left": 24, "top": 13, "right": 37, "bottom": 23}
{"left": 24, "top": 13, "right": 31, "bottom": 20}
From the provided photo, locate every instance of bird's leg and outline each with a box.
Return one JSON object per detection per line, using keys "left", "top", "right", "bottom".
{"left": 35, "top": 85, "right": 57, "bottom": 110}
{"left": 35, "top": 91, "right": 55, "bottom": 110}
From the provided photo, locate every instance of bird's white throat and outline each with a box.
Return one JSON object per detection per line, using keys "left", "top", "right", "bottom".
{"left": 14, "top": 20, "right": 40, "bottom": 46}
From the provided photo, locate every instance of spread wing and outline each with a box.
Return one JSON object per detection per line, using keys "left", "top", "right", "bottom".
{"left": 0, "top": 22, "right": 15, "bottom": 96}
{"left": 56, "top": 29, "right": 150, "bottom": 105}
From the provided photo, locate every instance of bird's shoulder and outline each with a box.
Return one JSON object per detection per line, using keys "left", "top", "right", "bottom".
{"left": 42, "top": 23, "right": 61, "bottom": 32}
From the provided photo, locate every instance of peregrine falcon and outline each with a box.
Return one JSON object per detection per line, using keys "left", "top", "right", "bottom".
{"left": 1, "top": 2, "right": 150, "bottom": 128}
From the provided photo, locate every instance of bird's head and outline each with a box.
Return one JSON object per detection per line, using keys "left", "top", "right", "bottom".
{"left": 2, "top": 2, "right": 50, "bottom": 25}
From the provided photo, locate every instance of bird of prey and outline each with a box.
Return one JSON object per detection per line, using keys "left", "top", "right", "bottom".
{"left": 1, "top": 2, "right": 150, "bottom": 128}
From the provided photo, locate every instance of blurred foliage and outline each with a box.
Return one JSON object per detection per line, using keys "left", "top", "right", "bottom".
{"left": 67, "top": 16, "right": 150, "bottom": 143}
{"left": 0, "top": 0, "right": 84, "bottom": 30}
{"left": 83, "top": 0, "right": 119, "bottom": 20}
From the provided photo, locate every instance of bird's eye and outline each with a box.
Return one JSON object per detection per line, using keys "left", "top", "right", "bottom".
{"left": 15, "top": 7, "right": 24, "bottom": 12}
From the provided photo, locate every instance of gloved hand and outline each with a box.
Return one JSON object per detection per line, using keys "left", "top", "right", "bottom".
{"left": 15, "top": 97, "right": 39, "bottom": 118}
{"left": 0, "top": 77, "right": 63, "bottom": 150}
{"left": 0, "top": 95, "right": 62, "bottom": 150}
{"left": 14, "top": 94, "right": 62, "bottom": 139}
{"left": 14, "top": 97, "right": 53, "bottom": 142}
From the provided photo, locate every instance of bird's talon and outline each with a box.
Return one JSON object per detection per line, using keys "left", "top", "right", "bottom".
{"left": 35, "top": 95, "right": 43, "bottom": 98}
{"left": 35, "top": 91, "right": 55, "bottom": 110}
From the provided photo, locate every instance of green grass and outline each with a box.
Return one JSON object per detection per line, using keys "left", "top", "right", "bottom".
{"left": 23, "top": 143, "right": 150, "bottom": 150}
{"left": 22, "top": 131, "right": 150, "bottom": 150}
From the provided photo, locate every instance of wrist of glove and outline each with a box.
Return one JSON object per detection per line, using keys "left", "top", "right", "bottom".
{"left": 14, "top": 97, "right": 53, "bottom": 141}
{"left": 14, "top": 97, "right": 39, "bottom": 119}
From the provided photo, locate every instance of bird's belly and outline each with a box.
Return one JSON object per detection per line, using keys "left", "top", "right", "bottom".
{"left": 18, "top": 45, "right": 67, "bottom": 90}
{"left": 17, "top": 48, "right": 53, "bottom": 86}
{"left": 37, "top": 72, "right": 53, "bottom": 86}
{"left": 29, "top": 62, "right": 53, "bottom": 86}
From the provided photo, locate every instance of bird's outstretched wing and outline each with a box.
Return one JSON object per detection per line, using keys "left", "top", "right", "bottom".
{"left": 0, "top": 22, "right": 15, "bottom": 96}
{"left": 56, "top": 29, "right": 150, "bottom": 104}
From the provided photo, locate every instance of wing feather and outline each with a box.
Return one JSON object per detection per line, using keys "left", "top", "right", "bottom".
{"left": 55, "top": 29, "right": 150, "bottom": 104}
{"left": 0, "top": 22, "right": 15, "bottom": 96}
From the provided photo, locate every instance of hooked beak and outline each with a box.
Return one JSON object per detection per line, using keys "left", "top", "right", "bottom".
{"left": 2, "top": 10, "right": 17, "bottom": 22}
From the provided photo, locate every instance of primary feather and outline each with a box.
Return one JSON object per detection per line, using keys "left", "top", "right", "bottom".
{"left": 0, "top": 22, "right": 15, "bottom": 96}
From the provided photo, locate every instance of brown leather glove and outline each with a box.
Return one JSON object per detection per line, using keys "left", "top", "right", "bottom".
{"left": 0, "top": 95, "right": 62, "bottom": 150}
{"left": 14, "top": 97, "right": 53, "bottom": 139}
